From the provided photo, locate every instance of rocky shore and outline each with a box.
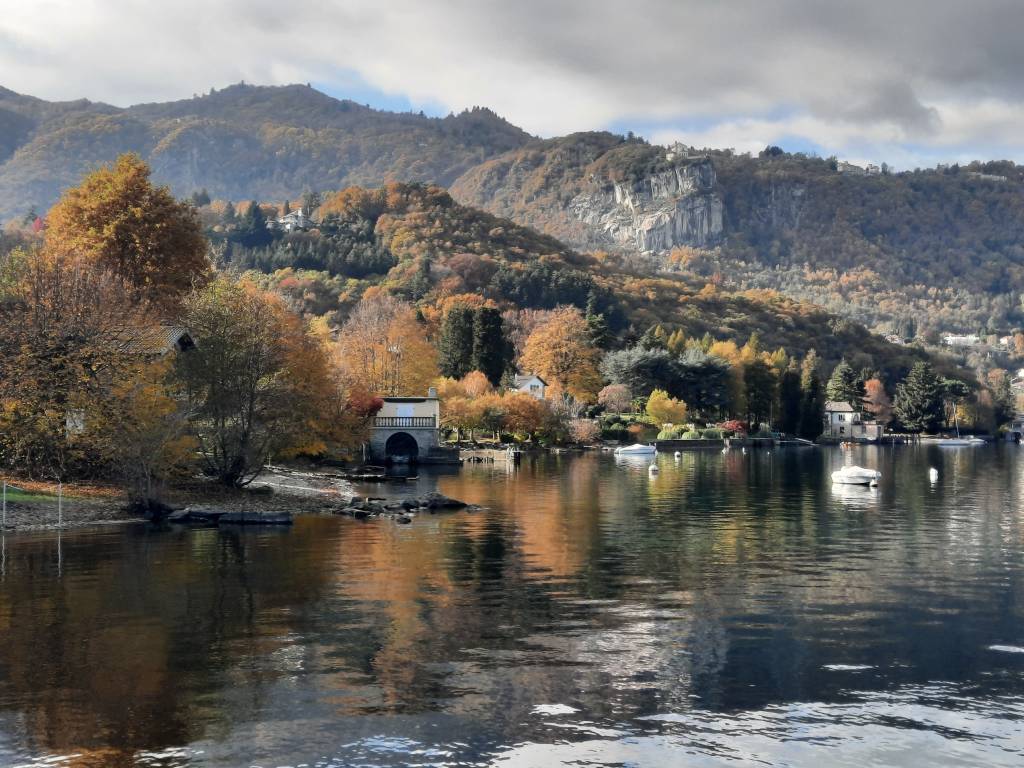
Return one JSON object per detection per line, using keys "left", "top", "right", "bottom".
{"left": 0, "top": 466, "right": 474, "bottom": 532}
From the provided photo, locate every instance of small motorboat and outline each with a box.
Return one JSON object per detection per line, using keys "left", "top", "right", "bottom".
{"left": 831, "top": 465, "right": 881, "bottom": 486}
{"left": 614, "top": 443, "right": 657, "bottom": 456}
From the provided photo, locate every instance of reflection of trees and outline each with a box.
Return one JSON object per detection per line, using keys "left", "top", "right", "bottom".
{"left": 0, "top": 521, "right": 341, "bottom": 763}
{"left": 3, "top": 447, "right": 1024, "bottom": 762}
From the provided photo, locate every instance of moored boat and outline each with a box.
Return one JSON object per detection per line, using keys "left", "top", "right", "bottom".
{"left": 831, "top": 465, "right": 881, "bottom": 485}
{"left": 614, "top": 443, "right": 657, "bottom": 456}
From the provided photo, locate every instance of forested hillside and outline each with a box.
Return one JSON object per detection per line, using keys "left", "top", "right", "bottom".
{"left": 200, "top": 181, "right": 933, "bottom": 383}
{"left": 452, "top": 133, "right": 1024, "bottom": 333}
{"left": 0, "top": 83, "right": 529, "bottom": 220}
{"left": 4, "top": 82, "right": 1024, "bottom": 335}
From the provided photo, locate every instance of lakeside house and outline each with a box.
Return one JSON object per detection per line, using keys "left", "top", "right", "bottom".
{"left": 822, "top": 400, "right": 884, "bottom": 442}
{"left": 512, "top": 374, "right": 546, "bottom": 400}
{"left": 123, "top": 326, "right": 195, "bottom": 357}
{"left": 368, "top": 388, "right": 459, "bottom": 464}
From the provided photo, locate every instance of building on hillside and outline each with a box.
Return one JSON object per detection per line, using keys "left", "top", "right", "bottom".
{"left": 123, "top": 326, "right": 195, "bottom": 357}
{"left": 512, "top": 374, "right": 547, "bottom": 400}
{"left": 268, "top": 210, "right": 315, "bottom": 233}
{"left": 822, "top": 400, "right": 884, "bottom": 442}
{"left": 884, "top": 333, "right": 906, "bottom": 345}
{"left": 368, "top": 388, "right": 459, "bottom": 464}
{"left": 942, "top": 333, "right": 981, "bottom": 348}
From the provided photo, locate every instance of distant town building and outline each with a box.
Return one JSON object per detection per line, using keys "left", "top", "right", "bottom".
{"left": 884, "top": 334, "right": 906, "bottom": 346}
{"left": 268, "top": 210, "right": 315, "bottom": 233}
{"left": 967, "top": 171, "right": 1008, "bottom": 183}
{"left": 512, "top": 374, "right": 547, "bottom": 400}
{"left": 823, "top": 400, "right": 884, "bottom": 441}
{"left": 942, "top": 333, "right": 981, "bottom": 348}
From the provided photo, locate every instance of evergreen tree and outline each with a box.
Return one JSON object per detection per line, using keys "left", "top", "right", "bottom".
{"left": 190, "top": 188, "right": 210, "bottom": 207}
{"left": 222, "top": 200, "right": 237, "bottom": 225}
{"left": 282, "top": 199, "right": 291, "bottom": 216}
{"left": 438, "top": 305, "right": 475, "bottom": 379}
{"left": 893, "top": 361, "right": 945, "bottom": 433}
{"left": 235, "top": 201, "right": 271, "bottom": 248}
{"left": 584, "top": 291, "right": 611, "bottom": 349}
{"left": 471, "top": 306, "right": 509, "bottom": 386}
{"left": 778, "top": 364, "right": 802, "bottom": 435}
{"left": 825, "top": 358, "right": 865, "bottom": 405}
{"left": 798, "top": 350, "right": 825, "bottom": 440}
{"left": 743, "top": 358, "right": 776, "bottom": 429}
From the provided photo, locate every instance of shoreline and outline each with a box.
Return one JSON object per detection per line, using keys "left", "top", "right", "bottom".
{"left": 0, "top": 464, "right": 358, "bottom": 533}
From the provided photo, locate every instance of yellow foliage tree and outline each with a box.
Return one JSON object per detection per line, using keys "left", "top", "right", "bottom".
{"left": 646, "top": 389, "right": 688, "bottom": 425}
{"left": 520, "top": 307, "right": 602, "bottom": 402}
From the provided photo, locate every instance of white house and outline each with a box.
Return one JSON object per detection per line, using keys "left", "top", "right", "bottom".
{"left": 513, "top": 374, "right": 547, "bottom": 400}
{"left": 823, "top": 400, "right": 884, "bottom": 441}
{"left": 268, "top": 210, "right": 315, "bottom": 233}
{"left": 943, "top": 333, "right": 981, "bottom": 348}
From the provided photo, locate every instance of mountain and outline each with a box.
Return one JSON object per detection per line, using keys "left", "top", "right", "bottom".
{"left": 0, "top": 82, "right": 530, "bottom": 220}
{"left": 4, "top": 82, "right": 1023, "bottom": 336}
{"left": 451, "top": 133, "right": 1024, "bottom": 334}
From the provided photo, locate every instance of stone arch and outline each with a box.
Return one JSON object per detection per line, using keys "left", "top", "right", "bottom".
{"left": 384, "top": 432, "right": 420, "bottom": 462}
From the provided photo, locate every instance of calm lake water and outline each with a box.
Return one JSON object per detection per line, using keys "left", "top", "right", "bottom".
{"left": 2, "top": 445, "right": 1024, "bottom": 767}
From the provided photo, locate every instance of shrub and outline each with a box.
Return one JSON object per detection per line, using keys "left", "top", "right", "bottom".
{"left": 601, "top": 424, "right": 628, "bottom": 442}
{"left": 682, "top": 430, "right": 703, "bottom": 439}
{"left": 657, "top": 427, "right": 683, "bottom": 440}
{"left": 701, "top": 428, "right": 723, "bottom": 439}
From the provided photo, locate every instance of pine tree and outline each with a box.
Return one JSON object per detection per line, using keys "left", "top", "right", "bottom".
{"left": 893, "top": 361, "right": 944, "bottom": 433}
{"left": 282, "top": 199, "right": 291, "bottom": 216}
{"left": 471, "top": 307, "right": 509, "bottom": 386}
{"left": 825, "top": 358, "right": 865, "bottom": 405}
{"left": 222, "top": 201, "right": 237, "bottom": 225}
{"left": 438, "top": 305, "right": 475, "bottom": 379}
{"left": 778, "top": 364, "right": 802, "bottom": 435}
{"left": 585, "top": 291, "right": 611, "bottom": 349}
{"left": 744, "top": 358, "right": 776, "bottom": 428}
{"left": 798, "top": 350, "right": 825, "bottom": 440}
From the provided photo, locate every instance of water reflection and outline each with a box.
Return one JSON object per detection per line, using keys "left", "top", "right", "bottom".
{"left": 0, "top": 446, "right": 1023, "bottom": 766}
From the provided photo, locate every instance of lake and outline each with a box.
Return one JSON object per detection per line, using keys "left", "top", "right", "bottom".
{"left": 1, "top": 445, "right": 1024, "bottom": 767}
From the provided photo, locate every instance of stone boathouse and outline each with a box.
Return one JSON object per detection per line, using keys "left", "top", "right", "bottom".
{"left": 368, "top": 388, "right": 460, "bottom": 464}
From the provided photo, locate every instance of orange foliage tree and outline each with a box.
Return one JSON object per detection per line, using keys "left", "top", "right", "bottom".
{"left": 520, "top": 307, "right": 602, "bottom": 402}
{"left": 337, "top": 293, "right": 438, "bottom": 396}
{"left": 44, "top": 154, "right": 209, "bottom": 309}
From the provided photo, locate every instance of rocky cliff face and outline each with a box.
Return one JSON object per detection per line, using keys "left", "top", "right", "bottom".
{"left": 569, "top": 160, "right": 723, "bottom": 252}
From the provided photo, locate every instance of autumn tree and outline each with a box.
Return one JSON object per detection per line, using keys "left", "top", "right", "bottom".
{"left": 598, "top": 384, "right": 633, "bottom": 414}
{"left": 520, "top": 307, "right": 601, "bottom": 402}
{"left": 863, "top": 378, "right": 893, "bottom": 424}
{"left": 0, "top": 249, "right": 145, "bottom": 478}
{"left": 646, "top": 389, "right": 688, "bottom": 425}
{"left": 337, "top": 293, "right": 438, "bottom": 396}
{"left": 44, "top": 153, "right": 209, "bottom": 308}
{"left": 176, "top": 278, "right": 350, "bottom": 486}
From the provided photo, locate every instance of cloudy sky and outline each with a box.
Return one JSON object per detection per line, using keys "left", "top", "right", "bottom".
{"left": 2, "top": 0, "right": 1023, "bottom": 168}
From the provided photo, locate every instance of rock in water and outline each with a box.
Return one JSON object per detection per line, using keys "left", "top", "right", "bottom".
{"left": 218, "top": 511, "right": 293, "bottom": 525}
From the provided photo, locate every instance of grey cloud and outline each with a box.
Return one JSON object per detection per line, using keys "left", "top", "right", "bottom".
{"left": 1, "top": 0, "right": 1024, "bottom": 162}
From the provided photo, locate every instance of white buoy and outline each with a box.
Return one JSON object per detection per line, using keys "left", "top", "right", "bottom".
{"left": 929, "top": 467, "right": 939, "bottom": 482}
{"left": 721, "top": 447, "right": 728, "bottom": 455}
{"left": 648, "top": 462, "right": 659, "bottom": 474}
{"left": 674, "top": 451, "right": 681, "bottom": 460}
{"left": 742, "top": 447, "right": 747, "bottom": 455}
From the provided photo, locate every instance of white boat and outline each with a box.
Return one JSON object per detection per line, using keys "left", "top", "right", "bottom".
{"left": 831, "top": 465, "right": 881, "bottom": 485}
{"left": 923, "top": 436, "right": 985, "bottom": 447}
{"left": 614, "top": 443, "right": 657, "bottom": 456}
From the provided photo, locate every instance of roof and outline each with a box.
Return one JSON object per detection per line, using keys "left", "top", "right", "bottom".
{"left": 824, "top": 400, "right": 856, "bottom": 412}
{"left": 514, "top": 374, "right": 547, "bottom": 386}
{"left": 122, "top": 326, "right": 194, "bottom": 355}
{"left": 381, "top": 396, "right": 436, "bottom": 403}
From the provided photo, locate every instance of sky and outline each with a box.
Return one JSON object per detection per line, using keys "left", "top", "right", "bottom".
{"left": 2, "top": 0, "right": 1024, "bottom": 169}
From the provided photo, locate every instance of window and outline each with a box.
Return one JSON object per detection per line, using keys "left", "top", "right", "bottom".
{"left": 837, "top": 413, "right": 845, "bottom": 422}
{"left": 530, "top": 384, "right": 539, "bottom": 392}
